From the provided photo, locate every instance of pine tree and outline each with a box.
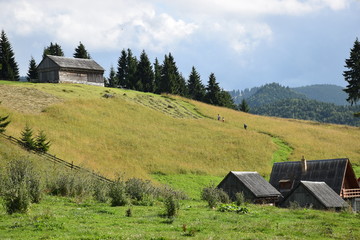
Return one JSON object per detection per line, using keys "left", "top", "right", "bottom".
{"left": 205, "top": 73, "right": 221, "bottom": 105}
{"left": 0, "top": 30, "right": 20, "bottom": 81}
{"left": 343, "top": 38, "right": 360, "bottom": 105}
{"left": 117, "top": 49, "right": 128, "bottom": 88}
{"left": 106, "top": 66, "right": 117, "bottom": 88}
{"left": 159, "top": 53, "right": 182, "bottom": 95}
{"left": 187, "top": 66, "right": 205, "bottom": 101}
{"left": 20, "top": 124, "right": 35, "bottom": 150}
{"left": 154, "top": 58, "right": 162, "bottom": 94}
{"left": 238, "top": 99, "right": 250, "bottom": 112}
{"left": 218, "top": 89, "right": 236, "bottom": 109}
{"left": 73, "top": 42, "right": 91, "bottom": 59}
{"left": 26, "top": 56, "right": 38, "bottom": 82}
{"left": 0, "top": 115, "right": 10, "bottom": 133}
{"left": 35, "top": 130, "right": 51, "bottom": 153}
{"left": 43, "top": 42, "right": 64, "bottom": 58}
{"left": 137, "top": 50, "right": 154, "bottom": 92}
{"left": 126, "top": 49, "right": 138, "bottom": 90}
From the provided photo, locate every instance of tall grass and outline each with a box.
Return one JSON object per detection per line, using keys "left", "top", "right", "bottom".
{"left": 1, "top": 81, "right": 360, "bottom": 181}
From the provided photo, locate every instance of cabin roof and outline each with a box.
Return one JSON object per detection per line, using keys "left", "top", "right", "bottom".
{"left": 269, "top": 158, "right": 358, "bottom": 194}
{"left": 292, "top": 181, "right": 348, "bottom": 208}
{"left": 229, "top": 171, "right": 281, "bottom": 197}
{"left": 42, "top": 55, "right": 104, "bottom": 72}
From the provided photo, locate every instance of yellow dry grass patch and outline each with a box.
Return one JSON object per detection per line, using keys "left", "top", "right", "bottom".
{"left": 0, "top": 84, "right": 62, "bottom": 113}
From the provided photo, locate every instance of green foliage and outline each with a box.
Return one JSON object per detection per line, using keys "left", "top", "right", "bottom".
{"left": 93, "top": 180, "right": 110, "bottom": 203}
{"left": 235, "top": 192, "right": 245, "bottom": 206}
{"left": 252, "top": 98, "right": 360, "bottom": 126}
{"left": 137, "top": 50, "right": 155, "bottom": 92}
{"left": 187, "top": 66, "right": 205, "bottom": 101}
{"left": 238, "top": 98, "right": 250, "bottom": 112}
{"left": 0, "top": 114, "right": 10, "bottom": 133}
{"left": 218, "top": 203, "right": 249, "bottom": 214}
{"left": 0, "top": 29, "right": 20, "bottom": 81}
{"left": 42, "top": 42, "right": 64, "bottom": 58}
{"left": 73, "top": 41, "right": 91, "bottom": 59}
{"left": 20, "top": 124, "right": 35, "bottom": 150}
{"left": 343, "top": 38, "right": 360, "bottom": 105}
{"left": 105, "top": 66, "right": 117, "bottom": 88}
{"left": 246, "top": 83, "right": 306, "bottom": 108}
{"left": 2, "top": 159, "right": 42, "bottom": 214}
{"left": 125, "top": 178, "right": 155, "bottom": 206}
{"left": 201, "top": 184, "right": 230, "bottom": 208}
{"left": 26, "top": 56, "right": 38, "bottom": 82}
{"left": 34, "top": 130, "right": 51, "bottom": 153}
{"left": 163, "top": 194, "right": 180, "bottom": 218}
{"left": 108, "top": 175, "right": 129, "bottom": 206}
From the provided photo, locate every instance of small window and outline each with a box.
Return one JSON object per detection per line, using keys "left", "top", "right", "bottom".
{"left": 279, "top": 179, "right": 293, "bottom": 190}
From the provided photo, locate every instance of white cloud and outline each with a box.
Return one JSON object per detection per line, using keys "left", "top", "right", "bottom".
{"left": 0, "top": 0, "right": 198, "bottom": 52}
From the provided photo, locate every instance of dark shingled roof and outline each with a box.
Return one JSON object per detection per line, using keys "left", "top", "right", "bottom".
{"left": 230, "top": 171, "right": 281, "bottom": 197}
{"left": 293, "top": 181, "right": 348, "bottom": 208}
{"left": 269, "top": 158, "right": 352, "bottom": 195}
{"left": 47, "top": 55, "right": 104, "bottom": 71}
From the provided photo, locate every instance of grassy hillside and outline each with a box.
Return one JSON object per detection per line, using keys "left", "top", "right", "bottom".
{"left": 1, "top": 80, "right": 360, "bottom": 181}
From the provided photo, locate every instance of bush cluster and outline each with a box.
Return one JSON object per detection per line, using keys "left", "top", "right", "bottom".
{"left": 201, "top": 184, "right": 230, "bottom": 208}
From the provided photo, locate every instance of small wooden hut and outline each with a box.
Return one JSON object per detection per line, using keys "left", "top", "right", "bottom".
{"left": 280, "top": 181, "right": 349, "bottom": 210}
{"left": 37, "top": 55, "right": 104, "bottom": 86}
{"left": 217, "top": 171, "right": 281, "bottom": 204}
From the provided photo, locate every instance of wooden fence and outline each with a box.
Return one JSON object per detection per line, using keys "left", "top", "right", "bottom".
{"left": 0, "top": 132, "right": 113, "bottom": 183}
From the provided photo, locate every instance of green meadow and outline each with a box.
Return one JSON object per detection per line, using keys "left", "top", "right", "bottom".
{"left": 1, "top": 81, "right": 360, "bottom": 239}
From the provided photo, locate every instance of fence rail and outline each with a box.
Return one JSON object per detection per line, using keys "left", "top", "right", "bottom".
{"left": 341, "top": 188, "right": 360, "bottom": 198}
{"left": 0, "top": 132, "right": 113, "bottom": 183}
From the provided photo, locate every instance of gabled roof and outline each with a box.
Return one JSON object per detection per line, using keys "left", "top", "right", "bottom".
{"left": 44, "top": 55, "right": 104, "bottom": 71}
{"left": 290, "top": 181, "right": 348, "bottom": 208}
{"left": 269, "top": 158, "right": 358, "bottom": 194}
{"left": 228, "top": 171, "right": 281, "bottom": 197}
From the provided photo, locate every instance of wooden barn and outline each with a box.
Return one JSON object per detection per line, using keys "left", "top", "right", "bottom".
{"left": 269, "top": 158, "right": 360, "bottom": 210}
{"left": 37, "top": 55, "right": 104, "bottom": 86}
{"left": 217, "top": 171, "right": 281, "bottom": 204}
{"left": 280, "top": 181, "right": 349, "bottom": 210}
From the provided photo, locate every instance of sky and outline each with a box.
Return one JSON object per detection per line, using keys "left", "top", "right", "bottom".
{"left": 1, "top": 0, "right": 360, "bottom": 90}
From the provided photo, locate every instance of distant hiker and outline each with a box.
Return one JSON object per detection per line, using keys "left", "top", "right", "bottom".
{"left": 217, "top": 114, "right": 221, "bottom": 121}
{"left": 244, "top": 123, "right": 247, "bottom": 130}
{"left": 222, "top": 117, "right": 225, "bottom": 122}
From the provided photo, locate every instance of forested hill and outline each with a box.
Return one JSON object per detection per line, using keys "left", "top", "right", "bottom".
{"left": 251, "top": 98, "right": 360, "bottom": 126}
{"left": 245, "top": 83, "right": 306, "bottom": 108}
{"left": 229, "top": 83, "right": 359, "bottom": 126}
{"left": 292, "top": 84, "right": 348, "bottom": 106}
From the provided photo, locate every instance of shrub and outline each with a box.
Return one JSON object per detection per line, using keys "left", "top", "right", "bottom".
{"left": 93, "top": 180, "right": 110, "bottom": 203}
{"left": 235, "top": 192, "right": 245, "bottom": 206}
{"left": 2, "top": 159, "right": 42, "bottom": 214}
{"left": 19, "top": 124, "right": 36, "bottom": 151}
{"left": 109, "top": 176, "right": 128, "bottom": 206}
{"left": 34, "top": 130, "right": 51, "bottom": 153}
{"left": 125, "top": 178, "right": 155, "bottom": 205}
{"left": 163, "top": 195, "right": 180, "bottom": 218}
{"left": 201, "top": 184, "right": 230, "bottom": 208}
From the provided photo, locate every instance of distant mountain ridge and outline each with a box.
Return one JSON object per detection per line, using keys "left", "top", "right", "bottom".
{"left": 229, "top": 83, "right": 359, "bottom": 126}
{"left": 229, "top": 83, "right": 349, "bottom": 106}
{"left": 292, "top": 84, "right": 348, "bottom": 106}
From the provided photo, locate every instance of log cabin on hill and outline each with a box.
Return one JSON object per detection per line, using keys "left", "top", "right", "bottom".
{"left": 269, "top": 158, "right": 360, "bottom": 210}
{"left": 217, "top": 171, "right": 281, "bottom": 204}
{"left": 37, "top": 55, "right": 105, "bottom": 86}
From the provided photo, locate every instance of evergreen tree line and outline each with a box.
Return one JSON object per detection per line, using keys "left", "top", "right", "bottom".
{"left": 1, "top": 28, "right": 234, "bottom": 109}
{"left": 107, "top": 48, "right": 235, "bottom": 108}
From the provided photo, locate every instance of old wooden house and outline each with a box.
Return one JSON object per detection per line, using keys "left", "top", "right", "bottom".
{"left": 269, "top": 158, "right": 360, "bottom": 210}
{"left": 37, "top": 55, "right": 104, "bottom": 86}
{"left": 280, "top": 181, "right": 349, "bottom": 210}
{"left": 218, "top": 171, "right": 281, "bottom": 204}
